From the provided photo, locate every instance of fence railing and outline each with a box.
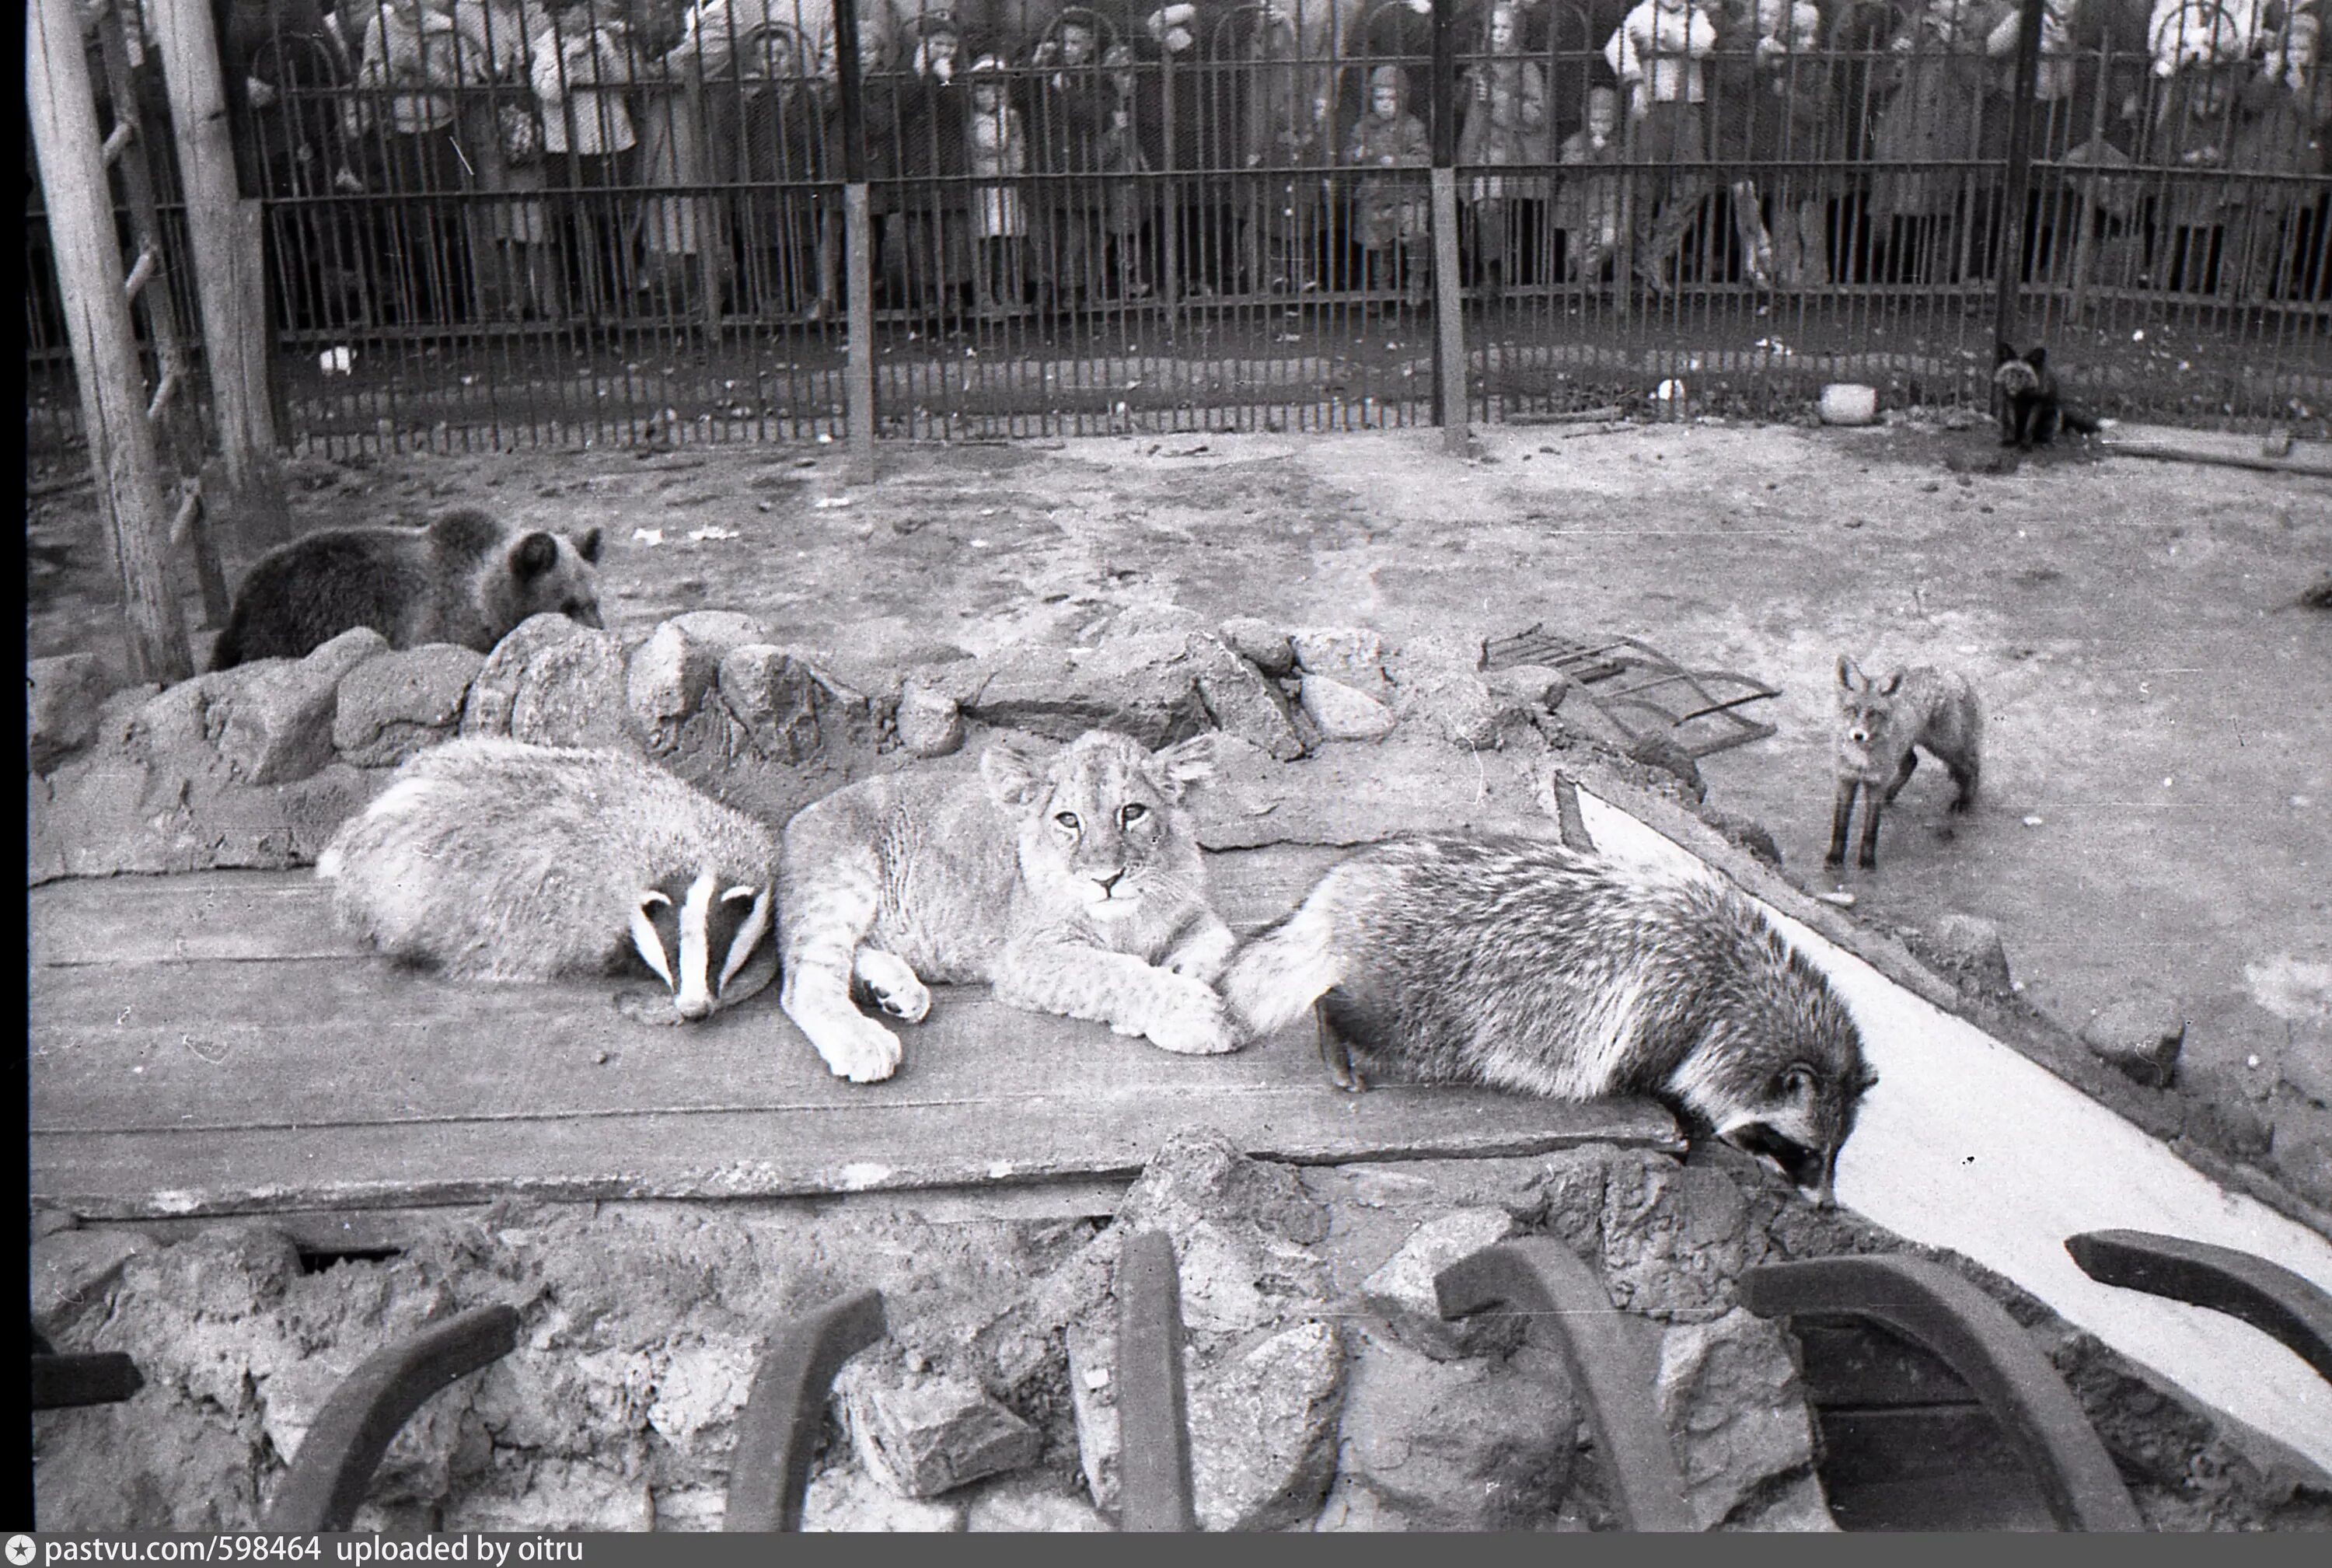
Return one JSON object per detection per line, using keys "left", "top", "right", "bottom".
{"left": 24, "top": 0, "right": 2332, "bottom": 455}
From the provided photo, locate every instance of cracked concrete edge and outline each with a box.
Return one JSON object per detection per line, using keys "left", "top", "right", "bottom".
{"left": 1545, "top": 749, "right": 2332, "bottom": 1248}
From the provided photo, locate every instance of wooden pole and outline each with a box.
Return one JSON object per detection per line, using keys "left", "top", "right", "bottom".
{"left": 1992, "top": 0, "right": 2047, "bottom": 358}
{"left": 26, "top": 0, "right": 194, "bottom": 683}
{"left": 145, "top": 0, "right": 287, "bottom": 526}
{"left": 1430, "top": 0, "right": 1468, "bottom": 451}
{"left": 834, "top": 0, "right": 875, "bottom": 481}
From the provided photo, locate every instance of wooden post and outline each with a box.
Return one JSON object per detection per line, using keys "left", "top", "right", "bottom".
{"left": 834, "top": 0, "right": 875, "bottom": 481}
{"left": 145, "top": 0, "right": 288, "bottom": 532}
{"left": 1430, "top": 0, "right": 1468, "bottom": 451}
{"left": 1992, "top": 0, "right": 2047, "bottom": 358}
{"left": 26, "top": 0, "right": 194, "bottom": 683}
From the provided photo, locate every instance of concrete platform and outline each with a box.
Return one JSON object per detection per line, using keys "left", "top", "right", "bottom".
{"left": 27, "top": 846, "right": 1679, "bottom": 1221}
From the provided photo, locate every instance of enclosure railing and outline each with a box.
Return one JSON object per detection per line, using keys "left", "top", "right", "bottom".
{"left": 24, "top": 0, "right": 2332, "bottom": 455}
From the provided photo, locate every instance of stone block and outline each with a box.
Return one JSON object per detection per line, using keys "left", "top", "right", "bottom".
{"left": 626, "top": 621, "right": 721, "bottom": 754}
{"left": 1387, "top": 632, "right": 1528, "bottom": 749}
{"left": 716, "top": 644, "right": 827, "bottom": 764}
{"left": 1288, "top": 627, "right": 1389, "bottom": 695}
{"left": 1484, "top": 662, "right": 1569, "bottom": 712}
{"left": 1333, "top": 1327, "right": 1578, "bottom": 1530}
{"left": 209, "top": 656, "right": 349, "bottom": 786}
{"left": 1298, "top": 675, "right": 1397, "bottom": 742}
{"left": 1931, "top": 913, "right": 2013, "bottom": 992}
{"left": 27, "top": 652, "right": 113, "bottom": 772}
{"left": 2268, "top": 1113, "right": 2332, "bottom": 1211}
{"left": 1657, "top": 1307, "right": 1819, "bottom": 1529}
{"left": 459, "top": 614, "right": 634, "bottom": 753}
{"left": 1357, "top": 1207, "right": 1523, "bottom": 1360}
{"left": 302, "top": 626, "right": 391, "bottom": 685}
{"left": 332, "top": 645, "right": 484, "bottom": 768}
{"left": 840, "top": 1360, "right": 1043, "bottom": 1499}
{"left": 1600, "top": 1154, "right": 1759, "bottom": 1322}
{"left": 965, "top": 636, "right": 1210, "bottom": 749}
{"left": 1627, "top": 732, "right": 1708, "bottom": 802}
{"left": 1192, "top": 641, "right": 1305, "bottom": 760}
{"left": 30, "top": 1229, "right": 150, "bottom": 1340}
{"left": 1219, "top": 616, "right": 1296, "bottom": 676}
{"left": 801, "top": 1465, "right": 967, "bottom": 1531}
{"left": 895, "top": 684, "right": 965, "bottom": 758}
{"left": 2079, "top": 1000, "right": 2187, "bottom": 1090}
{"left": 665, "top": 609, "right": 770, "bottom": 660}
{"left": 964, "top": 1474, "right": 1111, "bottom": 1531}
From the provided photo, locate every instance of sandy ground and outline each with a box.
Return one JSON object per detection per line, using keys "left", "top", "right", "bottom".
{"left": 26, "top": 417, "right": 2332, "bottom": 1189}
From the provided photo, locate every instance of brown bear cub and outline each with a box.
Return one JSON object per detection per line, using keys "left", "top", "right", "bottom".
{"left": 210, "top": 508, "right": 604, "bottom": 669}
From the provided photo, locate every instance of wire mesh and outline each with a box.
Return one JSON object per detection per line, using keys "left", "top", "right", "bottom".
{"left": 20, "top": 0, "right": 2332, "bottom": 459}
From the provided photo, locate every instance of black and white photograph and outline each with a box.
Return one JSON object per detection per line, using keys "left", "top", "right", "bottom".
{"left": 23, "top": 0, "right": 2332, "bottom": 1535}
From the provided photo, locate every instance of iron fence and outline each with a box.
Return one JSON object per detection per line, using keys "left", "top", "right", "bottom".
{"left": 23, "top": 0, "right": 2332, "bottom": 457}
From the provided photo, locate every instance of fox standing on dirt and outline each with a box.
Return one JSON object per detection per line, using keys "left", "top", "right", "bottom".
{"left": 1827, "top": 655, "right": 1982, "bottom": 871}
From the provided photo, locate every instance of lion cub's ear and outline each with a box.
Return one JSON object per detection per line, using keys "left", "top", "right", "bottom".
{"left": 1150, "top": 732, "right": 1217, "bottom": 801}
{"left": 980, "top": 739, "right": 1046, "bottom": 810}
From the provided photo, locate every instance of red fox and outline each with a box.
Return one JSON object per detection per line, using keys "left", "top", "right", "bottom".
{"left": 1827, "top": 656, "right": 1982, "bottom": 871}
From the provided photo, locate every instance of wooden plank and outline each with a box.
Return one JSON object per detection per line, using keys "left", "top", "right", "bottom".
{"left": 29, "top": 857, "right": 1681, "bottom": 1217}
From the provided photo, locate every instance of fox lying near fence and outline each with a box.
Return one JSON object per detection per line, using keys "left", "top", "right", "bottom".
{"left": 1826, "top": 655, "right": 1983, "bottom": 871}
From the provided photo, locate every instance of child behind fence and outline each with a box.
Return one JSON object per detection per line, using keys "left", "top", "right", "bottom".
{"left": 1347, "top": 64, "right": 1432, "bottom": 309}
{"left": 966, "top": 55, "right": 1029, "bottom": 312}
{"left": 1555, "top": 85, "right": 1625, "bottom": 285}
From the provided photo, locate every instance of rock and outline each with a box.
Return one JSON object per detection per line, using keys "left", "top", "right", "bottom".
{"left": 965, "top": 636, "right": 1210, "bottom": 749}
{"left": 1288, "top": 627, "right": 1389, "bottom": 696}
{"left": 1818, "top": 383, "right": 1880, "bottom": 426}
{"left": 1070, "top": 1317, "right": 1346, "bottom": 1530}
{"left": 1311, "top": 1473, "right": 1425, "bottom": 1531}
{"left": 1627, "top": 732, "right": 1707, "bottom": 803}
{"left": 1192, "top": 641, "right": 1305, "bottom": 760}
{"left": 27, "top": 652, "right": 113, "bottom": 772}
{"left": 2079, "top": 1000, "right": 2187, "bottom": 1090}
{"left": 1218, "top": 616, "right": 1295, "bottom": 676}
{"left": 2268, "top": 1116, "right": 2332, "bottom": 1211}
{"left": 30, "top": 748, "right": 381, "bottom": 882}
{"left": 1332, "top": 1328, "right": 1578, "bottom": 1529}
{"left": 1601, "top": 1154, "right": 1761, "bottom": 1322}
{"left": 903, "top": 654, "right": 990, "bottom": 708}
{"left": 840, "top": 1360, "right": 1043, "bottom": 1499}
{"left": 30, "top": 1229, "right": 149, "bottom": 1340}
{"left": 964, "top": 1473, "right": 1111, "bottom": 1531}
{"left": 459, "top": 614, "right": 634, "bottom": 753}
{"left": 1932, "top": 913, "right": 2013, "bottom": 993}
{"left": 2279, "top": 1015, "right": 2332, "bottom": 1109}
{"left": 1723, "top": 1469, "right": 1840, "bottom": 1531}
{"left": 1357, "top": 1208, "right": 1522, "bottom": 1360}
{"left": 332, "top": 645, "right": 485, "bottom": 768}
{"left": 801, "top": 1465, "right": 968, "bottom": 1531}
{"left": 716, "top": 644, "right": 828, "bottom": 764}
{"left": 625, "top": 622, "right": 722, "bottom": 754}
{"left": 1386, "top": 634, "right": 1523, "bottom": 749}
{"left": 261, "top": 1348, "right": 469, "bottom": 1506}
{"left": 665, "top": 609, "right": 770, "bottom": 659}
{"left": 1483, "top": 662, "right": 1569, "bottom": 712}
{"left": 2184, "top": 1096, "right": 2274, "bottom": 1160}
{"left": 895, "top": 683, "right": 965, "bottom": 758}
{"left": 1298, "top": 675, "right": 1398, "bottom": 742}
{"left": 443, "top": 1458, "right": 654, "bottom": 1532}
{"left": 1658, "top": 1307, "right": 1820, "bottom": 1529}
{"left": 644, "top": 1336, "right": 759, "bottom": 1445}
{"left": 206, "top": 654, "right": 352, "bottom": 785}
{"left": 302, "top": 626, "right": 391, "bottom": 686}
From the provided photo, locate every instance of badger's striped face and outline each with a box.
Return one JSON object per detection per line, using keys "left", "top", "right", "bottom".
{"left": 630, "top": 872, "right": 773, "bottom": 1020}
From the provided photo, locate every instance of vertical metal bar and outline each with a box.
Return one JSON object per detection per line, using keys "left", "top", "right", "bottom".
{"left": 1429, "top": 0, "right": 1465, "bottom": 449}
{"left": 26, "top": 0, "right": 194, "bottom": 683}
{"left": 1115, "top": 1230, "right": 1197, "bottom": 1532}
{"left": 1992, "top": 0, "right": 2046, "bottom": 356}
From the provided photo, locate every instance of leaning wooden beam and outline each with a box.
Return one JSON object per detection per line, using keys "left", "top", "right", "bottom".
{"left": 146, "top": 0, "right": 284, "bottom": 506}
{"left": 25, "top": 0, "right": 193, "bottom": 683}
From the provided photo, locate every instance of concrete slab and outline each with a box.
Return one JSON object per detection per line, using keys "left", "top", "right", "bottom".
{"left": 1576, "top": 789, "right": 2332, "bottom": 1477}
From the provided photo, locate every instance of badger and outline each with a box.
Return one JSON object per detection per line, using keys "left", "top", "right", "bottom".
{"left": 316, "top": 739, "right": 776, "bottom": 1023}
{"left": 210, "top": 508, "right": 604, "bottom": 669}
{"left": 1223, "top": 833, "right": 1876, "bottom": 1207}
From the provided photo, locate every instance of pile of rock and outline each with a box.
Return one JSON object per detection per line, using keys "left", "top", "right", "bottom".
{"left": 27, "top": 605, "right": 1576, "bottom": 885}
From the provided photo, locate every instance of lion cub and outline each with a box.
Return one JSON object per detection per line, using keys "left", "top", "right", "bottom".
{"left": 778, "top": 728, "right": 1240, "bottom": 1082}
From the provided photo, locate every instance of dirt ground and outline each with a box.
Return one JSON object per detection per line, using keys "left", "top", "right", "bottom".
{"left": 25, "top": 416, "right": 2332, "bottom": 1202}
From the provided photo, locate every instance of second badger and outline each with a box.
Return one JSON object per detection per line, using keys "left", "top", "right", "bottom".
{"left": 1223, "top": 833, "right": 1876, "bottom": 1206}
{"left": 318, "top": 739, "right": 777, "bottom": 1022}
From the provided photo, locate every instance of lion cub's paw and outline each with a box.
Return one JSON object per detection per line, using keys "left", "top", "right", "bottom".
{"left": 855, "top": 951, "right": 931, "bottom": 1022}
{"left": 811, "top": 1014, "right": 906, "bottom": 1084}
{"left": 1143, "top": 977, "right": 1241, "bottom": 1056}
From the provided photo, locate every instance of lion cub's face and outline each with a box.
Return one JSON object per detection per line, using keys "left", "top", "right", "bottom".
{"left": 982, "top": 730, "right": 1214, "bottom": 924}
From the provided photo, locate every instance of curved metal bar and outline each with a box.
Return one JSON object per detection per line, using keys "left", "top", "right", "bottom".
{"left": 2066, "top": 1229, "right": 2332, "bottom": 1385}
{"left": 266, "top": 1305, "right": 521, "bottom": 1532}
{"left": 31, "top": 1350, "right": 144, "bottom": 1409}
{"left": 723, "top": 1287, "right": 888, "bottom": 1532}
{"left": 1115, "top": 1229, "right": 1199, "bottom": 1531}
{"left": 1434, "top": 1238, "right": 1699, "bottom": 1531}
{"left": 1738, "top": 1256, "right": 2141, "bottom": 1532}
